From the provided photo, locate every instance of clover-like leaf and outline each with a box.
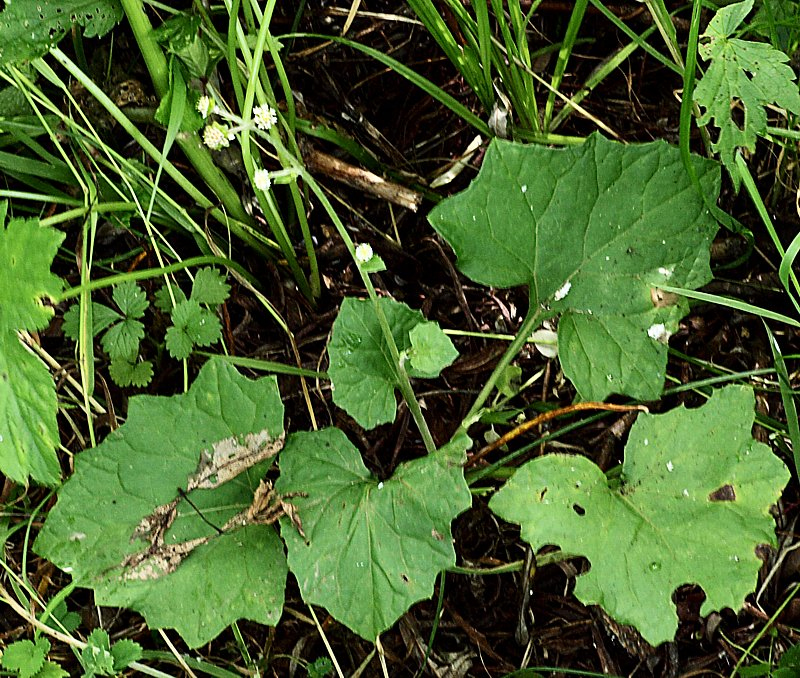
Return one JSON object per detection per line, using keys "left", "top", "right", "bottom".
{"left": 0, "top": 332, "right": 61, "bottom": 486}
{"left": 112, "top": 281, "right": 149, "bottom": 319}
{"left": 62, "top": 302, "right": 121, "bottom": 342}
{"left": 1, "top": 638, "right": 50, "bottom": 678}
{"left": 276, "top": 429, "right": 471, "bottom": 640}
{"left": 101, "top": 318, "right": 145, "bottom": 361}
{"left": 108, "top": 357, "right": 153, "bottom": 388}
{"left": 490, "top": 385, "right": 789, "bottom": 645}
{"left": 0, "top": 214, "right": 65, "bottom": 333}
{"left": 328, "top": 297, "right": 458, "bottom": 428}
{"left": 35, "top": 359, "right": 288, "bottom": 648}
{"left": 429, "top": 133, "right": 720, "bottom": 400}
{"left": 694, "top": 0, "right": 800, "bottom": 186}
{"left": 191, "top": 268, "right": 230, "bottom": 306}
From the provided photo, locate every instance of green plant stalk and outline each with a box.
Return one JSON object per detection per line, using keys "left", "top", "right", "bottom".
{"left": 462, "top": 304, "right": 544, "bottom": 426}
{"left": 735, "top": 153, "right": 800, "bottom": 315}
{"left": 543, "top": 0, "right": 588, "bottom": 130}
{"left": 117, "top": 0, "right": 251, "bottom": 224}
{"left": 235, "top": 2, "right": 314, "bottom": 300}
{"left": 764, "top": 324, "right": 800, "bottom": 479}
{"left": 268, "top": 136, "right": 437, "bottom": 452}
{"left": 41, "top": 52, "right": 270, "bottom": 254}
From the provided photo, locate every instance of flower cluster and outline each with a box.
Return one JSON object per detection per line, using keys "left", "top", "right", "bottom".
{"left": 199, "top": 94, "right": 279, "bottom": 151}
{"left": 253, "top": 169, "right": 271, "bottom": 192}
{"left": 253, "top": 104, "right": 278, "bottom": 131}
{"left": 202, "top": 122, "right": 234, "bottom": 150}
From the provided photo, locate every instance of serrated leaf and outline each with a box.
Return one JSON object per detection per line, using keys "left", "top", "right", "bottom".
{"left": 0, "top": 332, "right": 61, "bottom": 486}
{"left": 1, "top": 638, "right": 50, "bottom": 678}
{"left": 0, "top": 216, "right": 65, "bottom": 333}
{"left": 36, "top": 662, "right": 69, "bottom": 678}
{"left": 328, "top": 297, "right": 458, "bottom": 428}
{"left": 82, "top": 630, "right": 115, "bottom": 676}
{"left": 406, "top": 322, "right": 458, "bottom": 378}
{"left": 110, "top": 639, "right": 142, "bottom": 671}
{"left": 101, "top": 318, "right": 144, "bottom": 361}
{"left": 276, "top": 429, "right": 471, "bottom": 639}
{"left": 154, "top": 284, "right": 187, "bottom": 311}
{"left": 165, "top": 324, "right": 194, "bottom": 360}
{"left": 694, "top": 0, "right": 800, "bottom": 185}
{"left": 62, "top": 303, "right": 122, "bottom": 342}
{"left": 108, "top": 357, "right": 153, "bottom": 388}
{"left": 112, "top": 281, "right": 149, "bottom": 319}
{"left": 0, "top": 0, "right": 123, "bottom": 66}
{"left": 191, "top": 268, "right": 230, "bottom": 306}
{"left": 187, "top": 308, "right": 222, "bottom": 347}
{"left": 489, "top": 386, "right": 790, "bottom": 645}
{"left": 428, "top": 134, "right": 720, "bottom": 400}
{"left": 34, "top": 359, "right": 288, "bottom": 648}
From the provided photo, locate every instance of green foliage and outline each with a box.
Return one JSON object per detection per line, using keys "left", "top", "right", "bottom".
{"left": 35, "top": 359, "right": 287, "bottom": 648}
{"left": 0, "top": 204, "right": 64, "bottom": 485}
{"left": 429, "top": 133, "right": 720, "bottom": 401}
{"left": 1, "top": 638, "right": 50, "bottom": 678}
{"left": 490, "top": 386, "right": 790, "bottom": 645}
{"left": 163, "top": 268, "right": 230, "bottom": 360}
{"left": 307, "top": 657, "right": 335, "bottom": 678}
{"left": 276, "top": 429, "right": 471, "bottom": 640}
{"left": 694, "top": 0, "right": 800, "bottom": 187}
{"left": 0, "top": 0, "right": 123, "bottom": 66}
{"left": 63, "top": 282, "right": 153, "bottom": 388}
{"left": 327, "top": 297, "right": 458, "bottom": 429}
{"left": 79, "top": 630, "right": 142, "bottom": 677}
{"left": 740, "top": 642, "right": 800, "bottom": 677}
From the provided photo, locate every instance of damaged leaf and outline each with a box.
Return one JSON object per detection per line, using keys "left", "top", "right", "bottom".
{"left": 429, "top": 133, "right": 720, "bottom": 401}
{"left": 34, "top": 359, "right": 288, "bottom": 648}
{"left": 490, "top": 386, "right": 789, "bottom": 645}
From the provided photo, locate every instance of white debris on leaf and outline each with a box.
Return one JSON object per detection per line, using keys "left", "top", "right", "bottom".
{"left": 553, "top": 280, "right": 572, "bottom": 301}
{"left": 647, "top": 323, "right": 671, "bottom": 343}
{"left": 529, "top": 328, "right": 558, "bottom": 358}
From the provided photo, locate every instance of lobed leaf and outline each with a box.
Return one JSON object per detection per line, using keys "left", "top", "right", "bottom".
{"left": 490, "top": 386, "right": 790, "bottom": 645}
{"left": 694, "top": 0, "right": 800, "bottom": 185}
{"left": 429, "top": 133, "right": 720, "bottom": 400}
{"left": 35, "top": 359, "right": 288, "bottom": 647}
{"left": 277, "top": 429, "right": 471, "bottom": 640}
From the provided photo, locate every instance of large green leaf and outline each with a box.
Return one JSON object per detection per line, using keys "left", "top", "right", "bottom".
{"left": 276, "top": 429, "right": 471, "bottom": 640}
{"left": 490, "top": 386, "right": 789, "bottom": 645}
{"left": 328, "top": 297, "right": 458, "bottom": 428}
{"left": 428, "top": 133, "right": 720, "bottom": 401}
{"left": 35, "top": 359, "right": 287, "bottom": 647}
{"left": 0, "top": 212, "right": 64, "bottom": 486}
{"left": 0, "top": 332, "right": 61, "bottom": 486}
{"left": 694, "top": 0, "right": 800, "bottom": 185}
{"left": 0, "top": 0, "right": 123, "bottom": 66}
{"left": 0, "top": 215, "right": 65, "bottom": 333}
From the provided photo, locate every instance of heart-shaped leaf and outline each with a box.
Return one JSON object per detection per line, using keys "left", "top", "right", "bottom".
{"left": 328, "top": 297, "right": 458, "bottom": 428}
{"left": 490, "top": 385, "right": 789, "bottom": 645}
{"left": 429, "top": 133, "right": 720, "bottom": 400}
{"left": 276, "top": 429, "right": 471, "bottom": 639}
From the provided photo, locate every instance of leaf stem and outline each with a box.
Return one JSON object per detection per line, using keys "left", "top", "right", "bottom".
{"left": 116, "top": 0, "right": 251, "bottom": 224}
{"left": 463, "top": 305, "right": 544, "bottom": 426}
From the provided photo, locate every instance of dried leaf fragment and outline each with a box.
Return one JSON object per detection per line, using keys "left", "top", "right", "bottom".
{"left": 189, "top": 430, "right": 285, "bottom": 490}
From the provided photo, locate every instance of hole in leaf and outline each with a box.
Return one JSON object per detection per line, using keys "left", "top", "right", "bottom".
{"left": 537, "top": 487, "right": 548, "bottom": 502}
{"left": 400, "top": 573, "right": 409, "bottom": 583}
{"left": 708, "top": 484, "right": 736, "bottom": 502}
{"left": 572, "top": 503, "right": 586, "bottom": 516}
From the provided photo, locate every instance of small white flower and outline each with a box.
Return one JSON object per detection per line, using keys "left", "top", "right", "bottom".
{"left": 196, "top": 95, "right": 216, "bottom": 118}
{"left": 355, "top": 243, "right": 374, "bottom": 264}
{"left": 203, "top": 122, "right": 233, "bottom": 150}
{"left": 553, "top": 280, "right": 572, "bottom": 301}
{"left": 253, "top": 169, "right": 271, "bottom": 191}
{"left": 253, "top": 104, "right": 278, "bottom": 130}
